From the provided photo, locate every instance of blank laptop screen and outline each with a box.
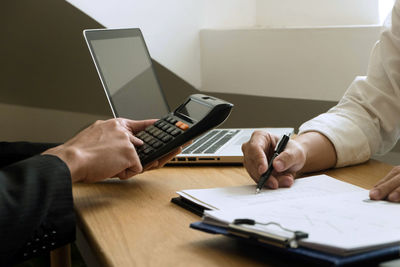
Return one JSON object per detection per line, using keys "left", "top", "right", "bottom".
{"left": 88, "top": 32, "right": 169, "bottom": 120}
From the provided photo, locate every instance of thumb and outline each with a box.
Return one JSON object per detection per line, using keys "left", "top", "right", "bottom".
{"left": 273, "top": 150, "right": 299, "bottom": 173}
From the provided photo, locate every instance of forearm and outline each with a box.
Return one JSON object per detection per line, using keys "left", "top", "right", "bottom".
{"left": 295, "top": 131, "right": 337, "bottom": 173}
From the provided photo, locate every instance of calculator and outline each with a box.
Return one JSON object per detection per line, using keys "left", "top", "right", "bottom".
{"left": 135, "top": 94, "right": 233, "bottom": 166}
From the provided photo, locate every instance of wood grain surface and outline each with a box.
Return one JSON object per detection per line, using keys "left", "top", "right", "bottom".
{"left": 73, "top": 160, "right": 393, "bottom": 267}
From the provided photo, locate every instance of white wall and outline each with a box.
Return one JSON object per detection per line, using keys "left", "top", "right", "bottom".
{"left": 67, "top": 0, "right": 387, "bottom": 91}
{"left": 202, "top": 0, "right": 256, "bottom": 28}
{"left": 256, "top": 0, "right": 379, "bottom": 27}
{"left": 200, "top": 26, "right": 381, "bottom": 101}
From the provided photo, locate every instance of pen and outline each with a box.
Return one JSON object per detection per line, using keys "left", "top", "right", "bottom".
{"left": 255, "top": 133, "right": 290, "bottom": 194}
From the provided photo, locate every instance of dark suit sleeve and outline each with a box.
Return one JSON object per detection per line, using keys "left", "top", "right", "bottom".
{"left": 0, "top": 154, "right": 75, "bottom": 265}
{"left": 0, "top": 142, "right": 60, "bottom": 168}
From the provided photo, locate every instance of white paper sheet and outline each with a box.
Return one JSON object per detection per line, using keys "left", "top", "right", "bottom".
{"left": 177, "top": 174, "right": 364, "bottom": 210}
{"left": 178, "top": 174, "right": 400, "bottom": 255}
{"left": 203, "top": 190, "right": 400, "bottom": 255}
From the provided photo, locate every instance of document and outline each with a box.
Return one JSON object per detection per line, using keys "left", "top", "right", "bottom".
{"left": 203, "top": 190, "right": 400, "bottom": 256}
{"left": 177, "top": 175, "right": 364, "bottom": 210}
{"left": 177, "top": 175, "right": 400, "bottom": 256}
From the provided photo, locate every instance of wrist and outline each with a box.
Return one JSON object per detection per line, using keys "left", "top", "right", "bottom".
{"left": 42, "top": 145, "right": 84, "bottom": 183}
{"left": 294, "top": 131, "right": 337, "bottom": 173}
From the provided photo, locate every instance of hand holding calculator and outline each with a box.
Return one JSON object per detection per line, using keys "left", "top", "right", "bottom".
{"left": 135, "top": 94, "right": 233, "bottom": 167}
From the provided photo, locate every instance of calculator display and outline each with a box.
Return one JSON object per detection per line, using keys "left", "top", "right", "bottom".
{"left": 176, "top": 100, "right": 211, "bottom": 122}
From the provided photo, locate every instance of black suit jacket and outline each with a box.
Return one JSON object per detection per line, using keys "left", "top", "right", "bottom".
{"left": 0, "top": 142, "right": 76, "bottom": 266}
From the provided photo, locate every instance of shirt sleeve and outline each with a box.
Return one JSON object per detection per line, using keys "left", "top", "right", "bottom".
{"left": 299, "top": 1, "right": 400, "bottom": 167}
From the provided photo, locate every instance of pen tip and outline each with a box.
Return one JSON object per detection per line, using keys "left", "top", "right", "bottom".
{"left": 255, "top": 188, "right": 260, "bottom": 194}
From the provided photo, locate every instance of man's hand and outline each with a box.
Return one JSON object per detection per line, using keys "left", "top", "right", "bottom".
{"left": 370, "top": 166, "right": 400, "bottom": 202}
{"left": 43, "top": 118, "right": 179, "bottom": 183}
{"left": 241, "top": 131, "right": 306, "bottom": 189}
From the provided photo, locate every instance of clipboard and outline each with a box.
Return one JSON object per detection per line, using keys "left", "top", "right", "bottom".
{"left": 172, "top": 177, "right": 400, "bottom": 265}
{"left": 190, "top": 221, "right": 400, "bottom": 266}
{"left": 227, "top": 218, "right": 308, "bottom": 249}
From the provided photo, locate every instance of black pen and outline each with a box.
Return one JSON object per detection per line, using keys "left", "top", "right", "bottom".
{"left": 255, "top": 133, "right": 290, "bottom": 194}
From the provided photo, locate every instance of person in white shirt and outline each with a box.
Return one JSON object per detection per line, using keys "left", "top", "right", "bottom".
{"left": 242, "top": 0, "right": 400, "bottom": 202}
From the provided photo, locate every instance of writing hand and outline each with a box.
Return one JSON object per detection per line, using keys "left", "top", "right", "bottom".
{"left": 242, "top": 131, "right": 306, "bottom": 189}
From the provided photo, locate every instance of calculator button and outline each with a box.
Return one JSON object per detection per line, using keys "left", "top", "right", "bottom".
{"left": 146, "top": 125, "right": 158, "bottom": 134}
{"left": 147, "top": 138, "right": 157, "bottom": 146}
{"left": 167, "top": 117, "right": 177, "bottom": 124}
{"left": 157, "top": 121, "right": 167, "bottom": 128}
{"left": 157, "top": 132, "right": 167, "bottom": 139}
{"left": 136, "top": 131, "right": 147, "bottom": 139}
{"left": 170, "top": 129, "right": 181, "bottom": 136}
{"left": 161, "top": 124, "right": 170, "bottom": 131}
{"left": 153, "top": 129, "right": 162, "bottom": 136}
{"left": 143, "top": 136, "right": 153, "bottom": 143}
{"left": 143, "top": 147, "right": 154, "bottom": 155}
{"left": 175, "top": 121, "right": 189, "bottom": 131}
{"left": 154, "top": 120, "right": 163, "bottom": 127}
{"left": 152, "top": 141, "right": 163, "bottom": 149}
{"left": 166, "top": 126, "right": 175, "bottom": 133}
{"left": 162, "top": 135, "right": 173, "bottom": 143}
{"left": 138, "top": 144, "right": 150, "bottom": 151}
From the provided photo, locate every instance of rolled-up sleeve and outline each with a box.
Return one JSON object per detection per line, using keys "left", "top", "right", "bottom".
{"left": 299, "top": 1, "right": 400, "bottom": 167}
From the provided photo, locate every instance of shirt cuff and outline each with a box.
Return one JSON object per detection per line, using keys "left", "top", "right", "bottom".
{"left": 299, "top": 113, "right": 371, "bottom": 168}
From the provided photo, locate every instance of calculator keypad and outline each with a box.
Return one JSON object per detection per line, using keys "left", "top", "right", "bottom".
{"left": 136, "top": 116, "right": 186, "bottom": 161}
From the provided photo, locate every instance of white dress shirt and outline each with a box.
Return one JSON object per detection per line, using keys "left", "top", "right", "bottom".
{"left": 299, "top": 1, "right": 400, "bottom": 167}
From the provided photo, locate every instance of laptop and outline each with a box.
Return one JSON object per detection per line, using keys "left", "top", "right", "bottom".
{"left": 83, "top": 28, "right": 293, "bottom": 164}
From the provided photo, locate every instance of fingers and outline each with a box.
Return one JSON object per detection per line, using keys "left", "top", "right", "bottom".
{"left": 129, "top": 134, "right": 144, "bottom": 147}
{"left": 116, "top": 157, "right": 143, "bottom": 180}
{"left": 143, "top": 161, "right": 159, "bottom": 172}
{"left": 242, "top": 131, "right": 276, "bottom": 183}
{"left": 116, "top": 167, "right": 142, "bottom": 180}
{"left": 276, "top": 173, "right": 295, "bottom": 188}
{"left": 123, "top": 119, "right": 158, "bottom": 133}
{"left": 370, "top": 166, "right": 400, "bottom": 202}
{"left": 242, "top": 130, "right": 305, "bottom": 191}
{"left": 262, "top": 172, "right": 295, "bottom": 189}
{"left": 144, "top": 147, "right": 183, "bottom": 171}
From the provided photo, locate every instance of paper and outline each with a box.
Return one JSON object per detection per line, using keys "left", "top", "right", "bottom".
{"left": 177, "top": 174, "right": 364, "bottom": 210}
{"left": 204, "top": 190, "right": 400, "bottom": 255}
{"left": 178, "top": 174, "right": 400, "bottom": 255}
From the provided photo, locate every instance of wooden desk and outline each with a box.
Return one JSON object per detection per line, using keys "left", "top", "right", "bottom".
{"left": 72, "top": 160, "right": 393, "bottom": 266}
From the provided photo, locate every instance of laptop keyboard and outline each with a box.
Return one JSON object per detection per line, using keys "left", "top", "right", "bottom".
{"left": 182, "top": 129, "right": 240, "bottom": 154}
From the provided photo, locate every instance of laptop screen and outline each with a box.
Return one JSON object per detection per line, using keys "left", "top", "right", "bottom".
{"left": 85, "top": 29, "right": 170, "bottom": 120}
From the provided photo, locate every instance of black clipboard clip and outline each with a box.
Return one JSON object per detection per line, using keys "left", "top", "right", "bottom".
{"left": 227, "top": 218, "right": 309, "bottom": 248}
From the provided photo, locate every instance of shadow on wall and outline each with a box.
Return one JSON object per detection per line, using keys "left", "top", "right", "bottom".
{"left": 0, "top": 0, "right": 108, "bottom": 115}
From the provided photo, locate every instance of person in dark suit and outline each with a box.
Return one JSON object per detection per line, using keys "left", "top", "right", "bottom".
{"left": 0, "top": 118, "right": 180, "bottom": 265}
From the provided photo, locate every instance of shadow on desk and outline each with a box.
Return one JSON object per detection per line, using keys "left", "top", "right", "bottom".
{"left": 73, "top": 178, "right": 153, "bottom": 212}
